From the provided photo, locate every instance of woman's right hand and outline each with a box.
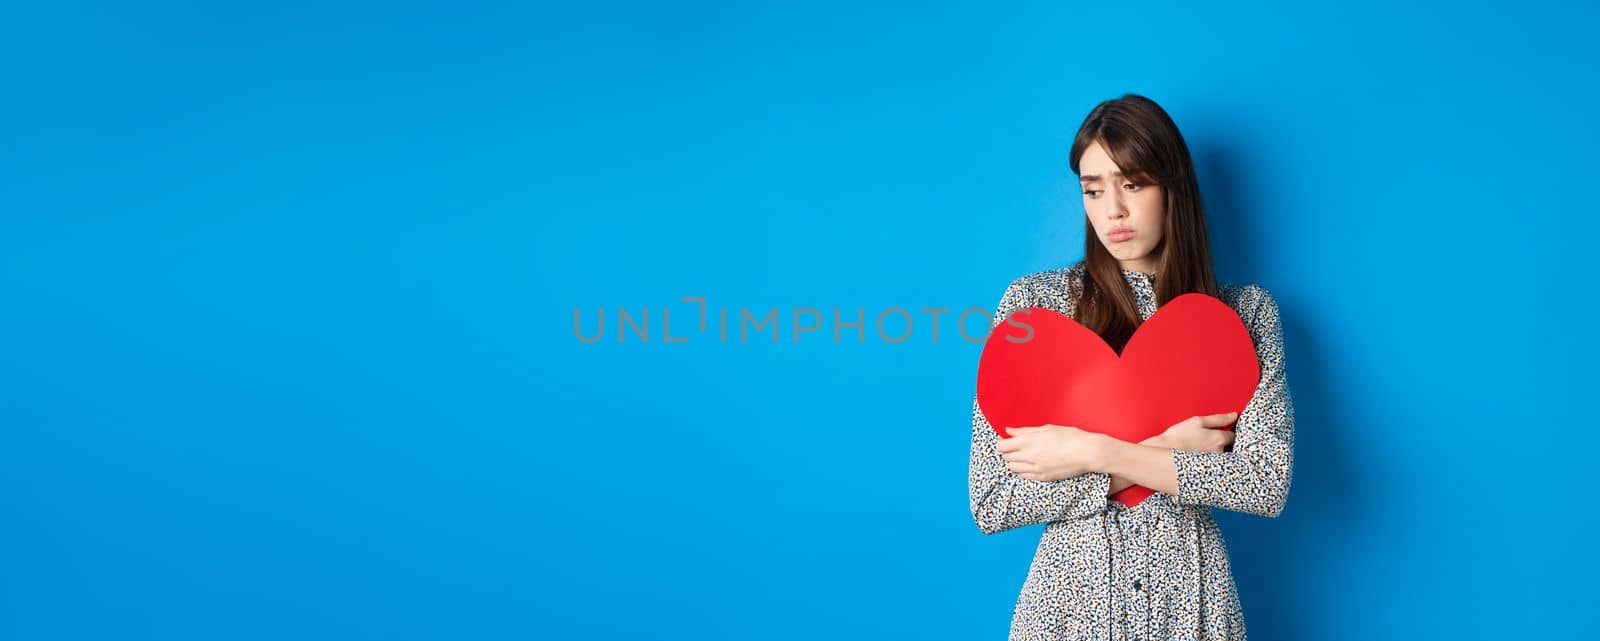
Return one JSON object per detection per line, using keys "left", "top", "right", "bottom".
{"left": 1150, "top": 412, "right": 1239, "bottom": 453}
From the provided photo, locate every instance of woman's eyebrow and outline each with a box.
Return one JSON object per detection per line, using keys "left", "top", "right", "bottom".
{"left": 1079, "top": 171, "right": 1124, "bottom": 182}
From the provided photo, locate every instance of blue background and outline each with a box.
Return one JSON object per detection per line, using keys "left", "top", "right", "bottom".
{"left": 4, "top": 1, "right": 1596, "bottom": 639}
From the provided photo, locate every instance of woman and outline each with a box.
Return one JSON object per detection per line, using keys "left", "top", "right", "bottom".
{"left": 967, "top": 93, "right": 1295, "bottom": 641}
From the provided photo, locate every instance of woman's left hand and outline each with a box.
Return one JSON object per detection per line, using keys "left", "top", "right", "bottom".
{"left": 997, "top": 425, "right": 1108, "bottom": 481}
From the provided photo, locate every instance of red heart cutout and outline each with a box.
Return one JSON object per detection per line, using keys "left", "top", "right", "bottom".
{"left": 976, "top": 293, "right": 1260, "bottom": 507}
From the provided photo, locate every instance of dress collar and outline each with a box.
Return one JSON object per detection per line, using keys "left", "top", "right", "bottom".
{"left": 1120, "top": 267, "right": 1158, "bottom": 286}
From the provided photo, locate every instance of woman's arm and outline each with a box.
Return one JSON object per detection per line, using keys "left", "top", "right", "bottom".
{"left": 1106, "top": 434, "right": 1166, "bottom": 495}
{"left": 1161, "top": 286, "right": 1295, "bottom": 517}
{"left": 1106, "top": 473, "right": 1149, "bottom": 495}
{"left": 968, "top": 278, "right": 1111, "bottom": 535}
{"left": 1107, "top": 475, "right": 1136, "bottom": 495}
{"left": 1097, "top": 438, "right": 1180, "bottom": 496}
{"left": 970, "top": 396, "right": 1112, "bottom": 533}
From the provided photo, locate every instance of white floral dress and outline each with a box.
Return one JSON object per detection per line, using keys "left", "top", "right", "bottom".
{"left": 968, "top": 261, "right": 1295, "bottom": 641}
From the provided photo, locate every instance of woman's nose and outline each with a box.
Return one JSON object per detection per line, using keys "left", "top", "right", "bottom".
{"left": 1102, "top": 193, "right": 1127, "bottom": 218}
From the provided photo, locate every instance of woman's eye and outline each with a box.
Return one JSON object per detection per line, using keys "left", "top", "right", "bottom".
{"left": 1083, "top": 189, "right": 1102, "bottom": 197}
{"left": 1123, "top": 183, "right": 1140, "bottom": 191}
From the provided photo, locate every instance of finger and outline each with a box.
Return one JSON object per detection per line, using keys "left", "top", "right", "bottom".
{"left": 1201, "top": 412, "right": 1240, "bottom": 427}
{"left": 1005, "top": 427, "right": 1052, "bottom": 442}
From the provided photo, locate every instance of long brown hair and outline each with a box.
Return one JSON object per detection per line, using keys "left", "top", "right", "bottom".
{"left": 1068, "top": 93, "right": 1218, "bottom": 354}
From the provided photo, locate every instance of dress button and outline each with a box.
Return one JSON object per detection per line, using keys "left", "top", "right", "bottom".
{"left": 1132, "top": 578, "right": 1142, "bottom": 591}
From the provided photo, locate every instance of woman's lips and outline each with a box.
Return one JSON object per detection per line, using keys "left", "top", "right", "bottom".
{"left": 1108, "top": 229, "right": 1134, "bottom": 242}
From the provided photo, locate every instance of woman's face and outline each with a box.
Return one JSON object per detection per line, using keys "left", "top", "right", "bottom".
{"left": 1078, "top": 140, "right": 1165, "bottom": 273}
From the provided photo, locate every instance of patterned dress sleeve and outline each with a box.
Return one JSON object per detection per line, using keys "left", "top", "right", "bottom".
{"left": 1171, "top": 285, "right": 1296, "bottom": 517}
{"left": 969, "top": 277, "right": 1112, "bottom": 534}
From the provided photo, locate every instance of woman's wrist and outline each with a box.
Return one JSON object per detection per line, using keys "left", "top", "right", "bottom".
{"left": 1094, "top": 434, "right": 1180, "bottom": 496}
{"left": 1097, "top": 434, "right": 1166, "bottom": 472}
{"left": 1092, "top": 433, "right": 1130, "bottom": 474}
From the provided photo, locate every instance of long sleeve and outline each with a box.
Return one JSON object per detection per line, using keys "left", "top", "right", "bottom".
{"left": 969, "top": 278, "right": 1112, "bottom": 535}
{"left": 1171, "top": 285, "right": 1296, "bottom": 517}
